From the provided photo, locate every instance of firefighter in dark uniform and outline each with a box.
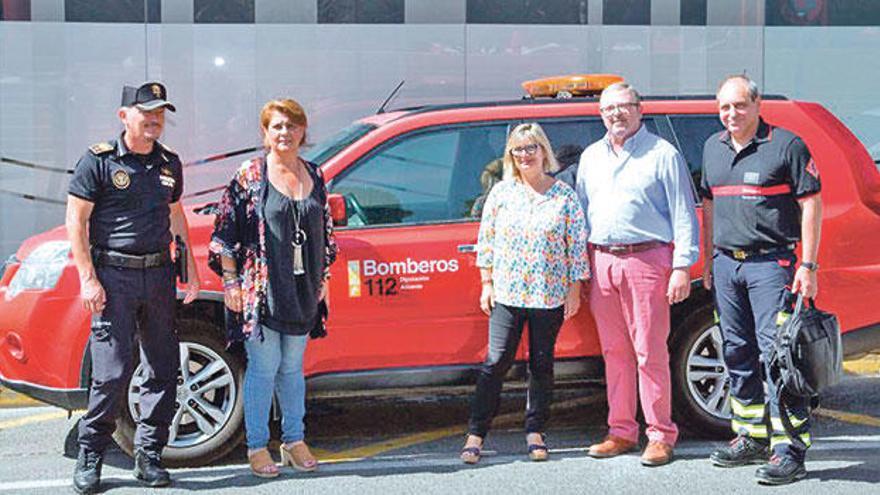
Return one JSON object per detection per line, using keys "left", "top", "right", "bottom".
{"left": 700, "top": 75, "right": 822, "bottom": 485}
{"left": 66, "top": 82, "right": 200, "bottom": 494}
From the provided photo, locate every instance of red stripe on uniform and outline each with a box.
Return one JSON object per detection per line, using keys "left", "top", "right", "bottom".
{"left": 711, "top": 184, "right": 792, "bottom": 197}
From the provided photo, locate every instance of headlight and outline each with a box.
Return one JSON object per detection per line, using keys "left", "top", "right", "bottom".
{"left": 7, "top": 241, "right": 71, "bottom": 298}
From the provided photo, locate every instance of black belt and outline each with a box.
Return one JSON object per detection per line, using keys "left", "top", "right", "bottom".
{"left": 718, "top": 243, "right": 796, "bottom": 261}
{"left": 93, "top": 248, "right": 171, "bottom": 269}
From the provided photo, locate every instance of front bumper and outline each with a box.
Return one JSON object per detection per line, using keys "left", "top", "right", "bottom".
{"left": 0, "top": 371, "right": 87, "bottom": 410}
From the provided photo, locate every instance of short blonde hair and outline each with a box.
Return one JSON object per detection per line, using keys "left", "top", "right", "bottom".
{"left": 502, "top": 123, "right": 560, "bottom": 181}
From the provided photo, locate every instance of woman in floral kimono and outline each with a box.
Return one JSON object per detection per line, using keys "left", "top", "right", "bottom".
{"left": 208, "top": 99, "right": 337, "bottom": 478}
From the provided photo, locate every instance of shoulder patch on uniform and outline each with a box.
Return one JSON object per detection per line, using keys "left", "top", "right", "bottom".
{"left": 88, "top": 142, "right": 114, "bottom": 155}
{"left": 159, "top": 142, "right": 179, "bottom": 156}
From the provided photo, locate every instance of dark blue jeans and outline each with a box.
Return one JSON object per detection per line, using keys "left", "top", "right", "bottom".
{"left": 468, "top": 303, "right": 564, "bottom": 438}
{"left": 713, "top": 250, "right": 811, "bottom": 461}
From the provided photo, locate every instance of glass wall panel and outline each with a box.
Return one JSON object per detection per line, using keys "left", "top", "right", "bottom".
{"left": 0, "top": 22, "right": 146, "bottom": 256}
{"left": 65, "top": 0, "right": 159, "bottom": 23}
{"left": 318, "top": 0, "right": 405, "bottom": 24}
{"left": 766, "top": 0, "right": 880, "bottom": 27}
{"left": 765, "top": 27, "right": 880, "bottom": 158}
{"left": 1, "top": 0, "right": 31, "bottom": 20}
{"left": 2, "top": 14, "right": 880, "bottom": 258}
{"left": 603, "top": 0, "right": 650, "bottom": 25}
{"left": 466, "top": 0, "right": 588, "bottom": 25}
{"left": 194, "top": 0, "right": 254, "bottom": 23}
{"left": 466, "top": 25, "right": 591, "bottom": 101}
{"left": 680, "top": 0, "right": 706, "bottom": 26}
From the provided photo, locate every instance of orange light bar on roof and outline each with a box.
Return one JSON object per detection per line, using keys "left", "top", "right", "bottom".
{"left": 522, "top": 74, "right": 625, "bottom": 98}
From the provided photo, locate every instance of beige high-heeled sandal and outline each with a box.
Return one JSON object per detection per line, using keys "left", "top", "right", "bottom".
{"left": 460, "top": 434, "right": 483, "bottom": 464}
{"left": 248, "top": 448, "right": 280, "bottom": 478}
{"left": 280, "top": 441, "right": 318, "bottom": 472}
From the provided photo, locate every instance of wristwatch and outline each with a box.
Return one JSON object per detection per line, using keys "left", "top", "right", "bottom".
{"left": 800, "top": 261, "right": 819, "bottom": 272}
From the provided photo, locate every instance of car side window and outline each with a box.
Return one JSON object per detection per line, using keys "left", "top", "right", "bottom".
{"left": 538, "top": 117, "right": 659, "bottom": 188}
{"left": 668, "top": 115, "right": 725, "bottom": 189}
{"left": 331, "top": 124, "right": 509, "bottom": 227}
{"left": 539, "top": 119, "right": 607, "bottom": 171}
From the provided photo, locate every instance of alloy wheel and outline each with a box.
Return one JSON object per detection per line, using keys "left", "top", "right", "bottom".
{"left": 685, "top": 323, "right": 732, "bottom": 420}
{"left": 127, "top": 341, "right": 238, "bottom": 448}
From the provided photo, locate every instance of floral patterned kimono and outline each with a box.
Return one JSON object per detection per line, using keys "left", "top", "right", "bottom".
{"left": 208, "top": 156, "right": 338, "bottom": 342}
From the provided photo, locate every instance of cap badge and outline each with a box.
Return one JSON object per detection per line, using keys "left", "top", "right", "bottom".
{"left": 112, "top": 170, "right": 131, "bottom": 190}
{"left": 151, "top": 84, "right": 162, "bottom": 98}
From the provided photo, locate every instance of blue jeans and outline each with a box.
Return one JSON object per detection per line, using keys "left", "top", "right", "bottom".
{"left": 243, "top": 325, "right": 308, "bottom": 449}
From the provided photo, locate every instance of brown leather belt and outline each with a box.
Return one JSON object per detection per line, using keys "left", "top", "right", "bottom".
{"left": 93, "top": 248, "right": 171, "bottom": 269}
{"left": 590, "top": 240, "right": 669, "bottom": 255}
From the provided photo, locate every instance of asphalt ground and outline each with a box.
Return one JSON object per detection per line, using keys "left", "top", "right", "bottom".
{"left": 0, "top": 356, "right": 878, "bottom": 494}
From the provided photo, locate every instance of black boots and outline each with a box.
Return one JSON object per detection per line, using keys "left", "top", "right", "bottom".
{"left": 709, "top": 435, "right": 769, "bottom": 467}
{"left": 133, "top": 449, "right": 172, "bottom": 487}
{"left": 755, "top": 454, "right": 807, "bottom": 485}
{"left": 73, "top": 448, "right": 103, "bottom": 494}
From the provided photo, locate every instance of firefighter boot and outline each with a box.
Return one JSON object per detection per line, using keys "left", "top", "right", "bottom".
{"left": 755, "top": 454, "right": 807, "bottom": 485}
{"left": 710, "top": 435, "right": 769, "bottom": 467}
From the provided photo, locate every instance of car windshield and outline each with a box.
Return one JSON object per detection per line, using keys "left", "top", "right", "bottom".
{"left": 301, "top": 122, "right": 376, "bottom": 166}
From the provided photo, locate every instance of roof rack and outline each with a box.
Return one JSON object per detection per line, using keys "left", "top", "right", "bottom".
{"left": 394, "top": 94, "right": 788, "bottom": 117}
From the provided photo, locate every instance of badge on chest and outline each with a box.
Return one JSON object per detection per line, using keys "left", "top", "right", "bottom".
{"left": 112, "top": 170, "right": 131, "bottom": 190}
{"left": 743, "top": 172, "right": 761, "bottom": 185}
{"left": 160, "top": 167, "right": 176, "bottom": 189}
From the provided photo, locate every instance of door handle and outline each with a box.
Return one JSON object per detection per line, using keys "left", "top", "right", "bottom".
{"left": 457, "top": 244, "right": 476, "bottom": 253}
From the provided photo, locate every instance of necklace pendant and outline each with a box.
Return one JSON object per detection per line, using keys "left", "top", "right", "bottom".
{"left": 292, "top": 228, "right": 307, "bottom": 247}
{"left": 292, "top": 244, "right": 305, "bottom": 275}
{"left": 292, "top": 229, "right": 307, "bottom": 275}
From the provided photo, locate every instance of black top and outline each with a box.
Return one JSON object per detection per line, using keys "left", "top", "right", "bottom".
{"left": 262, "top": 166, "right": 326, "bottom": 335}
{"left": 699, "top": 120, "right": 821, "bottom": 251}
{"left": 68, "top": 135, "right": 183, "bottom": 254}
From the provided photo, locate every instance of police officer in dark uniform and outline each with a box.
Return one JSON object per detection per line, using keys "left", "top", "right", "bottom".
{"left": 699, "top": 75, "right": 822, "bottom": 485}
{"left": 66, "top": 82, "right": 200, "bottom": 493}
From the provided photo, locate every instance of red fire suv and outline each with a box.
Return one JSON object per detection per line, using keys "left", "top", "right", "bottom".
{"left": 2, "top": 76, "right": 880, "bottom": 467}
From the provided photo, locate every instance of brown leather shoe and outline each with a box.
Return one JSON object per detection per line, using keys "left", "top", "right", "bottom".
{"left": 640, "top": 441, "right": 674, "bottom": 467}
{"left": 587, "top": 435, "right": 637, "bottom": 458}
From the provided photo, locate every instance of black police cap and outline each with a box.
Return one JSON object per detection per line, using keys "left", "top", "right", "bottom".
{"left": 121, "top": 82, "right": 176, "bottom": 112}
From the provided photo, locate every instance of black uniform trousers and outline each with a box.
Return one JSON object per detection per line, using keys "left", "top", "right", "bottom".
{"left": 468, "top": 302, "right": 564, "bottom": 437}
{"left": 78, "top": 262, "right": 179, "bottom": 454}
{"left": 712, "top": 250, "right": 811, "bottom": 462}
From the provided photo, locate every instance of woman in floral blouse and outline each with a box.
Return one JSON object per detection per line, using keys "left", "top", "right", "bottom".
{"left": 208, "top": 99, "right": 337, "bottom": 478}
{"left": 460, "top": 123, "right": 589, "bottom": 464}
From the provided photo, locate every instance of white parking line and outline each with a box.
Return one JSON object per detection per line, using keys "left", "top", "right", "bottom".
{"left": 3, "top": 436, "right": 880, "bottom": 492}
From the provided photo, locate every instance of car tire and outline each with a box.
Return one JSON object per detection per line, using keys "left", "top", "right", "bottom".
{"left": 113, "top": 318, "right": 245, "bottom": 467}
{"left": 670, "top": 303, "right": 733, "bottom": 438}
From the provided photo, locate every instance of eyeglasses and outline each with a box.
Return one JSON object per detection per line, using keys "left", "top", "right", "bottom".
{"left": 510, "top": 144, "right": 540, "bottom": 156}
{"left": 600, "top": 102, "right": 639, "bottom": 116}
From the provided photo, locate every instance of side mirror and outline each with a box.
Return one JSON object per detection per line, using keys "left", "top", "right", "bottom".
{"left": 327, "top": 193, "right": 347, "bottom": 227}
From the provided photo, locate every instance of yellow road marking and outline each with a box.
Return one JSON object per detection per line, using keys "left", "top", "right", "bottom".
{"left": 318, "top": 393, "right": 604, "bottom": 463}
{"left": 0, "top": 388, "right": 43, "bottom": 408}
{"left": 815, "top": 408, "right": 880, "bottom": 428}
{"left": 320, "top": 426, "right": 464, "bottom": 462}
{"left": 0, "top": 410, "right": 68, "bottom": 430}
{"left": 843, "top": 354, "right": 880, "bottom": 376}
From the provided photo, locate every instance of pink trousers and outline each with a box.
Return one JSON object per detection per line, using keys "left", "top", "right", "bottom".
{"left": 589, "top": 245, "right": 678, "bottom": 446}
